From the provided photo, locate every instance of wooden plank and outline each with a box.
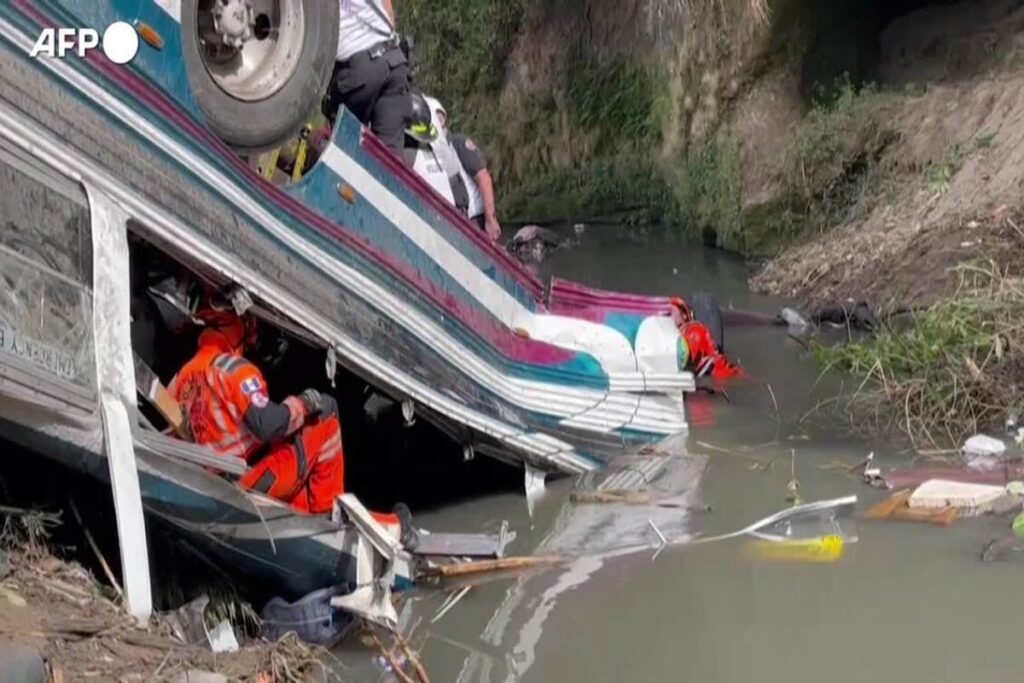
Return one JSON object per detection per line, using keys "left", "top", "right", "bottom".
{"left": 865, "top": 489, "right": 913, "bottom": 520}
{"left": 865, "top": 489, "right": 957, "bottom": 525}
{"left": 133, "top": 354, "right": 185, "bottom": 436}
{"left": 891, "top": 505, "right": 958, "bottom": 526}
{"left": 570, "top": 491, "right": 651, "bottom": 505}
{"left": 423, "top": 556, "right": 567, "bottom": 579}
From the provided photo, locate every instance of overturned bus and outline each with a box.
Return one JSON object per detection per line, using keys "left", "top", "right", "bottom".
{"left": 0, "top": 1, "right": 706, "bottom": 606}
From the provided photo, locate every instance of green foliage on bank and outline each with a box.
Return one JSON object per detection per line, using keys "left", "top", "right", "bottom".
{"left": 500, "top": 154, "right": 672, "bottom": 224}
{"left": 816, "top": 262, "right": 1024, "bottom": 445}
{"left": 778, "top": 82, "right": 893, "bottom": 233}
{"left": 567, "top": 55, "right": 668, "bottom": 144}
{"left": 402, "top": 0, "right": 527, "bottom": 114}
{"left": 675, "top": 138, "right": 743, "bottom": 246}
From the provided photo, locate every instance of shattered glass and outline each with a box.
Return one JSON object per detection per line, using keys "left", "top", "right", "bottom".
{"left": 0, "top": 247, "right": 95, "bottom": 390}
{"left": 0, "top": 159, "right": 95, "bottom": 390}
{"left": 0, "top": 160, "right": 92, "bottom": 284}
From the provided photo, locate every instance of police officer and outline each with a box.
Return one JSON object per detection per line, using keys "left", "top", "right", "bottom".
{"left": 403, "top": 94, "right": 469, "bottom": 213}
{"left": 322, "top": 0, "right": 410, "bottom": 152}
{"left": 425, "top": 97, "right": 502, "bottom": 242}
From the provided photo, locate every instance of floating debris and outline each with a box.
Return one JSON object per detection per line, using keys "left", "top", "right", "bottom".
{"left": 745, "top": 535, "right": 845, "bottom": 563}
{"left": 865, "top": 490, "right": 958, "bottom": 526}
{"left": 909, "top": 480, "right": 1008, "bottom": 514}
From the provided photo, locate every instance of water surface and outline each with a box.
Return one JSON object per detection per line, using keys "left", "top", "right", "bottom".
{"left": 339, "top": 228, "right": 1019, "bottom": 683}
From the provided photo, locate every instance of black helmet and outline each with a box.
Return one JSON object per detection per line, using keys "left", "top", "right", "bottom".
{"left": 406, "top": 93, "right": 437, "bottom": 143}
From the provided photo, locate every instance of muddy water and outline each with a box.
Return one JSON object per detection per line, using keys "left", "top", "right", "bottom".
{"left": 339, "top": 229, "right": 1021, "bottom": 683}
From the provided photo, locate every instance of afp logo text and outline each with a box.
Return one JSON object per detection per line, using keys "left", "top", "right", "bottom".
{"left": 29, "top": 22, "right": 139, "bottom": 65}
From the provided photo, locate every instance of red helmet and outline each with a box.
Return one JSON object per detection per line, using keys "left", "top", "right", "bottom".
{"left": 681, "top": 322, "right": 717, "bottom": 372}
{"left": 670, "top": 296, "right": 694, "bottom": 326}
{"left": 193, "top": 291, "right": 258, "bottom": 351}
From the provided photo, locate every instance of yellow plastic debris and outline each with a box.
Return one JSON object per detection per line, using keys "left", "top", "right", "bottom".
{"left": 745, "top": 534, "right": 845, "bottom": 563}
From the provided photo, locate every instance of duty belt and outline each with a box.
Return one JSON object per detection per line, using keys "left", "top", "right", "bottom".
{"left": 343, "top": 36, "right": 400, "bottom": 65}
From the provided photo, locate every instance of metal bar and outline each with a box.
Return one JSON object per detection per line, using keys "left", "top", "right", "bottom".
{"left": 88, "top": 185, "right": 152, "bottom": 621}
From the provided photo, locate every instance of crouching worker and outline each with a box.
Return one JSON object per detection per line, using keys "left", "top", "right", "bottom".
{"left": 671, "top": 297, "right": 745, "bottom": 381}
{"left": 169, "top": 295, "right": 344, "bottom": 515}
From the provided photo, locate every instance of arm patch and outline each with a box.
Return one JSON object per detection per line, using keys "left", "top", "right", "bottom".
{"left": 240, "top": 377, "right": 263, "bottom": 396}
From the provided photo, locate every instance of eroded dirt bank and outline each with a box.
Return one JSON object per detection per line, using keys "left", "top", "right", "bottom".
{"left": 753, "top": 0, "right": 1024, "bottom": 308}
{"left": 408, "top": 0, "right": 1024, "bottom": 308}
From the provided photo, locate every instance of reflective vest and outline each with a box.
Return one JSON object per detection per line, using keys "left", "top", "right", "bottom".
{"left": 169, "top": 345, "right": 266, "bottom": 461}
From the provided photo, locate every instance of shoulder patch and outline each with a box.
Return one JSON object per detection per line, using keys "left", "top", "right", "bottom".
{"left": 251, "top": 391, "right": 269, "bottom": 408}
{"left": 240, "top": 377, "right": 263, "bottom": 396}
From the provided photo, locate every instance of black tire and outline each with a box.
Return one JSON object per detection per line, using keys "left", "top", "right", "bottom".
{"left": 180, "top": 0, "right": 339, "bottom": 152}
{"left": 689, "top": 291, "right": 724, "bottom": 351}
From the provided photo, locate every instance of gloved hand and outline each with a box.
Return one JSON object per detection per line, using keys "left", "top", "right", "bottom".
{"left": 319, "top": 394, "right": 338, "bottom": 419}
{"left": 299, "top": 388, "right": 322, "bottom": 416}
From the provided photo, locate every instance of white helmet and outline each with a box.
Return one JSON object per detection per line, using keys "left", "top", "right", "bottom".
{"left": 423, "top": 95, "right": 447, "bottom": 128}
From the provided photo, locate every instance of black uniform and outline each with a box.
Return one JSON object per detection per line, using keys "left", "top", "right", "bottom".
{"left": 322, "top": 2, "right": 411, "bottom": 152}
{"left": 451, "top": 134, "right": 488, "bottom": 229}
{"left": 451, "top": 134, "right": 487, "bottom": 177}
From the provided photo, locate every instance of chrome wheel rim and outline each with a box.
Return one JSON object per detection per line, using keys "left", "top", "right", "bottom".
{"left": 197, "top": 0, "right": 305, "bottom": 102}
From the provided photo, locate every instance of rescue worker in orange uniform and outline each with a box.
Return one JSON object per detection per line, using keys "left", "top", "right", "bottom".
{"left": 169, "top": 297, "right": 345, "bottom": 515}
{"left": 671, "top": 297, "right": 744, "bottom": 381}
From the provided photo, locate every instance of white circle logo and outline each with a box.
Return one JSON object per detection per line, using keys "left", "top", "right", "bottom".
{"left": 102, "top": 21, "right": 139, "bottom": 65}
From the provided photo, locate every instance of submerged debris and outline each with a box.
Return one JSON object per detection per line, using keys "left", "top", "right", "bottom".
{"left": 364, "top": 625, "right": 431, "bottom": 683}
{"left": 744, "top": 535, "right": 845, "bottom": 563}
{"left": 507, "top": 225, "right": 560, "bottom": 264}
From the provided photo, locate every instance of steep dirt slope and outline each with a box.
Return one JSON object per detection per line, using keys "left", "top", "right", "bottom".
{"left": 753, "top": 0, "right": 1024, "bottom": 307}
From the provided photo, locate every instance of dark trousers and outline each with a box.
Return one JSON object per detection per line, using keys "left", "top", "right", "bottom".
{"left": 322, "top": 46, "right": 410, "bottom": 152}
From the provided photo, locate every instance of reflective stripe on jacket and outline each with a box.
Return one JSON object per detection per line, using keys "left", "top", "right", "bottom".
{"left": 170, "top": 346, "right": 267, "bottom": 461}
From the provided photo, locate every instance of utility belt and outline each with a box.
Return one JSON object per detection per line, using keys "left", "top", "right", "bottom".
{"left": 339, "top": 36, "right": 402, "bottom": 68}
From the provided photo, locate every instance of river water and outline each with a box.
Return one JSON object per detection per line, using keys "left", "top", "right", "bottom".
{"left": 338, "top": 228, "right": 1021, "bottom": 683}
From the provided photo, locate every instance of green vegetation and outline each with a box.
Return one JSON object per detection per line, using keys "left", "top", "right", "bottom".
{"left": 499, "top": 154, "right": 672, "bottom": 225}
{"left": 926, "top": 145, "right": 963, "bottom": 194}
{"left": 975, "top": 130, "right": 996, "bottom": 148}
{"left": 740, "top": 203, "right": 807, "bottom": 255}
{"left": 499, "top": 136, "right": 743, "bottom": 238}
{"left": 777, "top": 82, "right": 894, "bottom": 234}
{"left": 567, "top": 55, "right": 667, "bottom": 144}
{"left": 402, "top": 1, "right": 900, "bottom": 252}
{"left": 816, "top": 262, "right": 1024, "bottom": 446}
{"left": 402, "top": 0, "right": 528, "bottom": 117}
{"left": 675, "top": 138, "right": 743, "bottom": 246}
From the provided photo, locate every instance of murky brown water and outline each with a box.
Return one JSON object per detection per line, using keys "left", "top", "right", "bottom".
{"left": 336, "top": 228, "right": 1021, "bottom": 683}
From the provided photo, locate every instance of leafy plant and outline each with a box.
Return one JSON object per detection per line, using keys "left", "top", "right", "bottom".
{"left": 402, "top": 0, "right": 527, "bottom": 117}
{"left": 975, "top": 130, "right": 996, "bottom": 148}
{"left": 816, "top": 261, "right": 1024, "bottom": 447}
{"left": 926, "top": 145, "right": 962, "bottom": 194}
{"left": 675, "top": 138, "right": 743, "bottom": 242}
{"left": 567, "top": 55, "right": 667, "bottom": 145}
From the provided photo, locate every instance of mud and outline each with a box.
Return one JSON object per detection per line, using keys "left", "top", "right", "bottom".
{"left": 753, "top": 0, "right": 1024, "bottom": 307}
